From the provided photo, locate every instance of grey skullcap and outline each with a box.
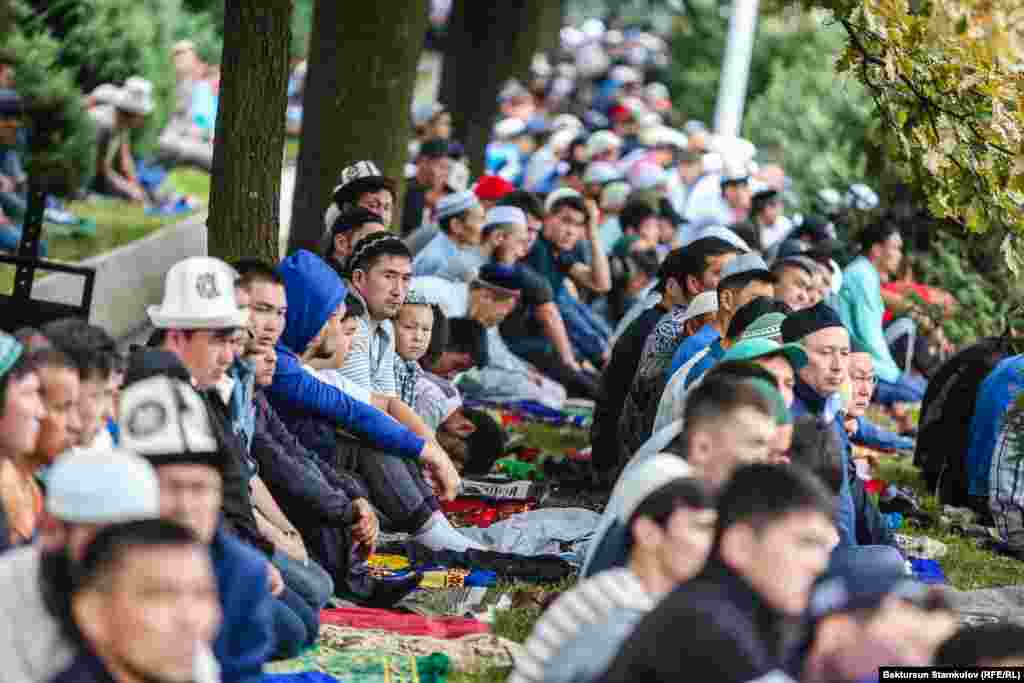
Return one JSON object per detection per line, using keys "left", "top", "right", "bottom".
{"left": 436, "top": 190, "right": 480, "bottom": 221}
{"left": 46, "top": 450, "right": 160, "bottom": 523}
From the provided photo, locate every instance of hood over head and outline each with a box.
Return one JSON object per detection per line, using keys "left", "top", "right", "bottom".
{"left": 277, "top": 250, "right": 348, "bottom": 355}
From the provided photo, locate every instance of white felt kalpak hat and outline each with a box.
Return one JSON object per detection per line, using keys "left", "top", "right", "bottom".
{"left": 148, "top": 257, "right": 248, "bottom": 330}
{"left": 618, "top": 453, "right": 694, "bottom": 522}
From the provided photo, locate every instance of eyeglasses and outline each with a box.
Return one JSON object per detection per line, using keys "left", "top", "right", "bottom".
{"left": 850, "top": 374, "right": 877, "bottom": 386}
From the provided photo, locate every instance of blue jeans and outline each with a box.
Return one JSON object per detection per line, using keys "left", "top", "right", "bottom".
{"left": 270, "top": 586, "right": 318, "bottom": 659}
{"left": 0, "top": 223, "right": 47, "bottom": 256}
{"left": 875, "top": 373, "right": 927, "bottom": 405}
{"left": 828, "top": 544, "right": 907, "bottom": 580}
{"left": 273, "top": 550, "right": 334, "bottom": 611}
{"left": 555, "top": 288, "right": 611, "bottom": 363}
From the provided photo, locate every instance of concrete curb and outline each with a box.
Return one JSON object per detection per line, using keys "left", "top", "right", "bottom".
{"left": 33, "top": 212, "right": 208, "bottom": 341}
{"left": 33, "top": 165, "right": 295, "bottom": 343}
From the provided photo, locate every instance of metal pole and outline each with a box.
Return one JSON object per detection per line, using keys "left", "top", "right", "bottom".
{"left": 713, "top": 0, "right": 760, "bottom": 138}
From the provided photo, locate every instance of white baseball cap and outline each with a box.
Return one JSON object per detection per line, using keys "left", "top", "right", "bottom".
{"left": 148, "top": 257, "right": 248, "bottom": 330}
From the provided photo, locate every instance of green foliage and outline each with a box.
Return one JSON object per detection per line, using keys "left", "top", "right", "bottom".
{"left": 742, "top": 21, "right": 875, "bottom": 209}
{"left": 8, "top": 0, "right": 97, "bottom": 193}
{"left": 913, "top": 237, "right": 1010, "bottom": 346}
{"left": 20, "top": 0, "right": 177, "bottom": 154}
{"left": 811, "top": 0, "right": 1024, "bottom": 239}
{"left": 172, "top": 0, "right": 314, "bottom": 61}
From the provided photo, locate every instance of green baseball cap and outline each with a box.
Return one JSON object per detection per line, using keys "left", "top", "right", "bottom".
{"left": 722, "top": 338, "right": 808, "bottom": 371}
{"left": 740, "top": 312, "right": 786, "bottom": 342}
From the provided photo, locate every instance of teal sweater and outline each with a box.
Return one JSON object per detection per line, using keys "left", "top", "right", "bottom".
{"left": 838, "top": 256, "right": 901, "bottom": 383}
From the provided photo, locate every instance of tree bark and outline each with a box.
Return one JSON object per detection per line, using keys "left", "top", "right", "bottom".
{"left": 535, "top": 0, "right": 565, "bottom": 56}
{"left": 439, "top": 0, "right": 547, "bottom": 178}
{"left": 207, "top": 0, "right": 291, "bottom": 263}
{"left": 287, "top": 0, "right": 430, "bottom": 254}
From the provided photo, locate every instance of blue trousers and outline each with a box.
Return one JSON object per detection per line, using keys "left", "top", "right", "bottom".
{"left": 555, "top": 288, "right": 611, "bottom": 363}
{"left": 0, "top": 223, "right": 47, "bottom": 256}
{"left": 828, "top": 544, "right": 907, "bottom": 579}
{"left": 875, "top": 373, "right": 927, "bottom": 405}
{"left": 273, "top": 550, "right": 334, "bottom": 611}
{"left": 270, "top": 586, "right": 319, "bottom": 660}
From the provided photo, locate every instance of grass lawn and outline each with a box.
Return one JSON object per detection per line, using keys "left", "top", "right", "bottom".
{"left": 874, "top": 456, "right": 1024, "bottom": 590}
{"left": 0, "top": 168, "right": 211, "bottom": 294}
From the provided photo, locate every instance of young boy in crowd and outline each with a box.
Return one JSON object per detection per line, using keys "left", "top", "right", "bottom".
{"left": 598, "top": 464, "right": 837, "bottom": 683}
{"left": 394, "top": 295, "right": 505, "bottom": 475}
{"left": 513, "top": 456, "right": 715, "bottom": 683}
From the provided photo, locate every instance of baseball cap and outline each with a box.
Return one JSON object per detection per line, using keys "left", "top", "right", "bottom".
{"left": 809, "top": 551, "right": 925, "bottom": 620}
{"left": 681, "top": 291, "right": 718, "bottom": 323}
{"left": 719, "top": 252, "right": 772, "bottom": 286}
{"left": 722, "top": 338, "right": 808, "bottom": 371}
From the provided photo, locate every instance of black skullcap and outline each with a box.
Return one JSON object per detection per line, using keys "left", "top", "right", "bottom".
{"left": 331, "top": 207, "right": 384, "bottom": 238}
{"left": 476, "top": 263, "right": 523, "bottom": 294}
{"left": 781, "top": 302, "right": 846, "bottom": 343}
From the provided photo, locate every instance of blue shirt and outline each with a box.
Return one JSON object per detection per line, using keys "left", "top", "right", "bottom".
{"left": 412, "top": 231, "right": 482, "bottom": 279}
{"left": 792, "top": 379, "right": 857, "bottom": 547}
{"left": 668, "top": 323, "right": 720, "bottom": 380}
{"left": 966, "top": 355, "right": 1024, "bottom": 497}
{"left": 685, "top": 338, "right": 726, "bottom": 388}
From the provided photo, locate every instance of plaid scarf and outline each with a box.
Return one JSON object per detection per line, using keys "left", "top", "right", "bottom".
{"left": 395, "top": 358, "right": 423, "bottom": 406}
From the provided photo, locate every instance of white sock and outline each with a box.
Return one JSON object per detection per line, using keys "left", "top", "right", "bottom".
{"left": 414, "top": 511, "right": 488, "bottom": 552}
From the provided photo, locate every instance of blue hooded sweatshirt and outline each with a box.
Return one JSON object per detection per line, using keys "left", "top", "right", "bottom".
{"left": 966, "top": 354, "right": 1024, "bottom": 497}
{"left": 268, "top": 250, "right": 425, "bottom": 460}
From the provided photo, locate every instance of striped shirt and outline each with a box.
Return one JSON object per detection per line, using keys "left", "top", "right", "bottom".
{"left": 335, "top": 290, "right": 398, "bottom": 397}
{"left": 510, "top": 568, "right": 653, "bottom": 683}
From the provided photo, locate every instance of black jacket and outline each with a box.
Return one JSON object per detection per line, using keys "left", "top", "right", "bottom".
{"left": 599, "top": 560, "right": 789, "bottom": 683}
{"left": 202, "top": 390, "right": 274, "bottom": 557}
{"left": 591, "top": 305, "right": 664, "bottom": 475}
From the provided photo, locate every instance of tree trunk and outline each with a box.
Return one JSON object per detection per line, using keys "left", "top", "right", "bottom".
{"left": 207, "top": 0, "right": 291, "bottom": 263}
{"left": 287, "top": 0, "right": 430, "bottom": 254}
{"left": 535, "top": 0, "right": 565, "bottom": 56}
{"left": 440, "top": 0, "right": 545, "bottom": 178}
